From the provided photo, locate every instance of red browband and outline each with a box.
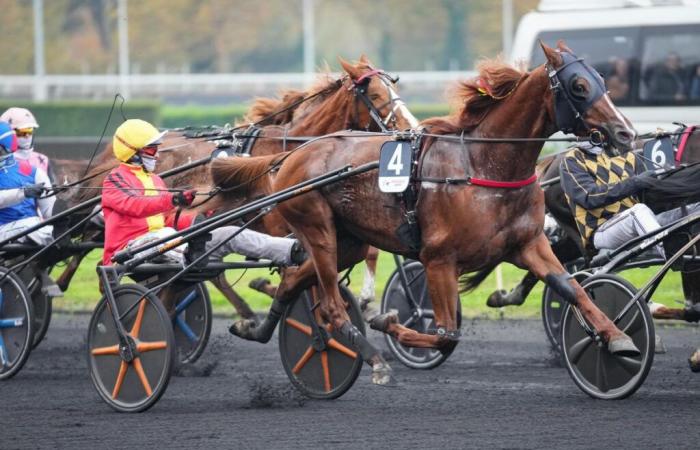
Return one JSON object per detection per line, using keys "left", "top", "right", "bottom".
{"left": 469, "top": 174, "right": 538, "bottom": 188}
{"left": 675, "top": 125, "right": 696, "bottom": 164}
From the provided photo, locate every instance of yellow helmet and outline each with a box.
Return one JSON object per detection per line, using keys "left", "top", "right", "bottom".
{"left": 112, "top": 119, "right": 167, "bottom": 162}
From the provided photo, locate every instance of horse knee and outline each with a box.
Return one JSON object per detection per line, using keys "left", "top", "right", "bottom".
{"left": 545, "top": 272, "right": 576, "bottom": 304}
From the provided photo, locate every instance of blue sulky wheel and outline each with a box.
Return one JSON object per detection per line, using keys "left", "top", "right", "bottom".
{"left": 87, "top": 284, "right": 175, "bottom": 412}
{"left": 381, "top": 260, "right": 462, "bottom": 369}
{"left": 541, "top": 271, "right": 592, "bottom": 356}
{"left": 279, "top": 284, "right": 364, "bottom": 399}
{"left": 561, "top": 273, "right": 654, "bottom": 400}
{"left": 0, "top": 267, "right": 34, "bottom": 381}
{"left": 172, "top": 283, "right": 212, "bottom": 365}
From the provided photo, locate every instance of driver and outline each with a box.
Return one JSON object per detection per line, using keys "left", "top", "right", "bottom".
{"left": 101, "top": 119, "right": 306, "bottom": 267}
{"left": 0, "top": 107, "right": 54, "bottom": 182}
{"left": 0, "top": 121, "right": 55, "bottom": 246}
{"left": 559, "top": 140, "right": 700, "bottom": 320}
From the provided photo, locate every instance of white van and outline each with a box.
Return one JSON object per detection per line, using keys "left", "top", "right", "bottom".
{"left": 511, "top": 0, "right": 700, "bottom": 133}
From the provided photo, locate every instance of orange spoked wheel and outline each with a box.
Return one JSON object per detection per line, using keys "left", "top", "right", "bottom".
{"left": 279, "top": 284, "right": 364, "bottom": 399}
{"left": 87, "top": 284, "right": 175, "bottom": 412}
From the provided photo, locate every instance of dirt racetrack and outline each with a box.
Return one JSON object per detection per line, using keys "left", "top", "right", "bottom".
{"left": 2, "top": 314, "right": 699, "bottom": 449}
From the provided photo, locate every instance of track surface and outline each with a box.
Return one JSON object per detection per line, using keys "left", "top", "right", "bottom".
{"left": 2, "top": 314, "right": 699, "bottom": 449}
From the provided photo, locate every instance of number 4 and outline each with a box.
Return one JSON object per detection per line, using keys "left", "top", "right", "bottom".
{"left": 388, "top": 144, "right": 404, "bottom": 175}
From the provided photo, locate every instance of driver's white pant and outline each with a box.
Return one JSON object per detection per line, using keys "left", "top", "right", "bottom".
{"left": 0, "top": 216, "right": 53, "bottom": 246}
{"left": 125, "top": 225, "right": 295, "bottom": 266}
{"left": 593, "top": 202, "right": 700, "bottom": 253}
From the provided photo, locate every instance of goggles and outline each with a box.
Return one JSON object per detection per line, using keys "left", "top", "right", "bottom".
{"left": 15, "top": 128, "right": 33, "bottom": 137}
{"left": 139, "top": 145, "right": 159, "bottom": 158}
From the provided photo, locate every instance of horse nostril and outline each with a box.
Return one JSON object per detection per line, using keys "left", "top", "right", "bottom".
{"left": 615, "top": 129, "right": 634, "bottom": 144}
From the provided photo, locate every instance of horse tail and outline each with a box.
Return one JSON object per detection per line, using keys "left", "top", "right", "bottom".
{"left": 459, "top": 264, "right": 497, "bottom": 294}
{"left": 210, "top": 153, "right": 286, "bottom": 194}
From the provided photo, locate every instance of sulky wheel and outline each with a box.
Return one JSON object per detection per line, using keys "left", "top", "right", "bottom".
{"left": 381, "top": 260, "right": 462, "bottom": 369}
{"left": 541, "top": 271, "right": 591, "bottom": 356}
{"left": 87, "top": 284, "right": 175, "bottom": 412}
{"left": 279, "top": 284, "right": 364, "bottom": 399}
{"left": 561, "top": 274, "right": 654, "bottom": 400}
{"left": 172, "top": 283, "right": 212, "bottom": 365}
{"left": 0, "top": 268, "right": 34, "bottom": 380}
{"left": 26, "top": 273, "right": 52, "bottom": 350}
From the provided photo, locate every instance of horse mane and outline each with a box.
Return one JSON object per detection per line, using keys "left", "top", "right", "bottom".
{"left": 422, "top": 58, "right": 526, "bottom": 135}
{"left": 72, "top": 158, "right": 119, "bottom": 204}
{"left": 241, "top": 71, "right": 342, "bottom": 126}
{"left": 210, "top": 153, "right": 287, "bottom": 197}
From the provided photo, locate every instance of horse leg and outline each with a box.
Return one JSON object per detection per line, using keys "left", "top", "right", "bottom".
{"left": 210, "top": 273, "right": 257, "bottom": 320}
{"left": 55, "top": 251, "right": 88, "bottom": 291}
{"left": 516, "top": 233, "right": 640, "bottom": 356}
{"left": 485, "top": 271, "right": 539, "bottom": 308}
{"left": 370, "top": 258, "right": 457, "bottom": 351}
{"left": 359, "top": 246, "right": 379, "bottom": 312}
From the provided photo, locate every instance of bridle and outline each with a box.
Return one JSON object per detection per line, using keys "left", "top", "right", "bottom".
{"left": 546, "top": 51, "right": 607, "bottom": 146}
{"left": 348, "top": 68, "right": 417, "bottom": 132}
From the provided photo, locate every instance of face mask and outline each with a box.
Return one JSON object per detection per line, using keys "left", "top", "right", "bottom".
{"left": 141, "top": 156, "right": 157, "bottom": 172}
{"left": 16, "top": 136, "right": 33, "bottom": 151}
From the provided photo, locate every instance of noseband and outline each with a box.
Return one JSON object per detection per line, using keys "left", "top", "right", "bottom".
{"left": 349, "top": 68, "right": 405, "bottom": 132}
{"left": 546, "top": 51, "right": 606, "bottom": 143}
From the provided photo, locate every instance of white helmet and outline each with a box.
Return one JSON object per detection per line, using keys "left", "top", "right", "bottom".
{"left": 0, "top": 107, "right": 39, "bottom": 130}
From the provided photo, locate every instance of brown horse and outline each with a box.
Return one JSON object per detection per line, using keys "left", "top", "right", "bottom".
{"left": 54, "top": 56, "right": 417, "bottom": 320}
{"left": 214, "top": 41, "right": 641, "bottom": 385}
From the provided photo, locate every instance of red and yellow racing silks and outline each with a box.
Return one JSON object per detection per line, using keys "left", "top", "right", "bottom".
{"left": 101, "top": 163, "right": 194, "bottom": 264}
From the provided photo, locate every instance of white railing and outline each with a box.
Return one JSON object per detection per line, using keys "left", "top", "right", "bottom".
{"left": 0, "top": 71, "right": 476, "bottom": 102}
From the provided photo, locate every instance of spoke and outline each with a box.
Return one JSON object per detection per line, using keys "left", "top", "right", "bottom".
{"left": 130, "top": 298, "right": 147, "bottom": 339}
{"left": 174, "top": 316, "right": 198, "bottom": 342}
{"left": 621, "top": 310, "right": 642, "bottom": 336}
{"left": 327, "top": 338, "right": 358, "bottom": 359}
{"left": 174, "top": 290, "right": 198, "bottom": 315}
{"left": 137, "top": 341, "right": 167, "bottom": 353}
{"left": 568, "top": 335, "right": 594, "bottom": 365}
{"left": 132, "top": 357, "right": 153, "bottom": 397}
{"left": 402, "top": 316, "right": 416, "bottom": 328}
{"left": 595, "top": 349, "right": 610, "bottom": 393}
{"left": 91, "top": 344, "right": 120, "bottom": 356}
{"left": 615, "top": 355, "right": 642, "bottom": 375}
{"left": 111, "top": 361, "right": 128, "bottom": 399}
{"left": 292, "top": 346, "right": 316, "bottom": 374}
{"left": 0, "top": 317, "right": 24, "bottom": 329}
{"left": 321, "top": 351, "right": 331, "bottom": 392}
{"left": 285, "top": 318, "right": 312, "bottom": 336}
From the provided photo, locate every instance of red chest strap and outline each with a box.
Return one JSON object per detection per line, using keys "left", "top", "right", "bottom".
{"left": 676, "top": 125, "right": 697, "bottom": 165}
{"left": 469, "top": 174, "right": 539, "bottom": 188}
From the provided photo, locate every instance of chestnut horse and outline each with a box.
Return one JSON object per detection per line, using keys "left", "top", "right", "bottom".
{"left": 214, "top": 42, "right": 642, "bottom": 385}
{"left": 54, "top": 56, "right": 417, "bottom": 320}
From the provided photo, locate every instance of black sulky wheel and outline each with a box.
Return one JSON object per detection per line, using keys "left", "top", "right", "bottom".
{"left": 87, "top": 284, "right": 175, "bottom": 412}
{"left": 279, "top": 284, "right": 364, "bottom": 399}
{"left": 381, "top": 260, "right": 462, "bottom": 369}
{"left": 26, "top": 273, "right": 52, "bottom": 350}
{"left": 541, "top": 271, "right": 591, "bottom": 356}
{"left": 0, "top": 268, "right": 34, "bottom": 381}
{"left": 561, "top": 273, "right": 654, "bottom": 400}
{"left": 172, "top": 283, "right": 212, "bottom": 365}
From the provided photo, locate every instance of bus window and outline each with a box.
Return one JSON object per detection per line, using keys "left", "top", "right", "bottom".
{"left": 531, "top": 28, "right": 639, "bottom": 105}
{"left": 640, "top": 25, "right": 700, "bottom": 105}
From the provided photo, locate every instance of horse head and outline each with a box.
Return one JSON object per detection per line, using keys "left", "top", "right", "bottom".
{"left": 541, "top": 40, "right": 636, "bottom": 152}
{"left": 338, "top": 55, "right": 419, "bottom": 131}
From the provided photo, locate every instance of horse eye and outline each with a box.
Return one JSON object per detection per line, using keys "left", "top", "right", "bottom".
{"left": 370, "top": 94, "right": 381, "bottom": 101}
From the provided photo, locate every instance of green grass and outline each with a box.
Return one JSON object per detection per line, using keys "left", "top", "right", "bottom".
{"left": 51, "top": 250, "right": 686, "bottom": 319}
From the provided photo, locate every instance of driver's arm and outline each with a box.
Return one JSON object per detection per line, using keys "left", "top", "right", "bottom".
{"left": 34, "top": 168, "right": 55, "bottom": 219}
{"left": 560, "top": 154, "right": 642, "bottom": 210}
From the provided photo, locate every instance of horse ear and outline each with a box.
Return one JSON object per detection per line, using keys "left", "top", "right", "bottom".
{"left": 358, "top": 54, "right": 371, "bottom": 65}
{"left": 539, "top": 40, "right": 563, "bottom": 67}
{"left": 556, "top": 39, "right": 574, "bottom": 54}
{"left": 338, "top": 56, "right": 362, "bottom": 80}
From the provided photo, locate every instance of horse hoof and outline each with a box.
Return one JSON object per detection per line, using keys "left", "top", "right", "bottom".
{"left": 368, "top": 310, "right": 399, "bottom": 332}
{"left": 683, "top": 303, "right": 700, "bottom": 323}
{"left": 249, "top": 277, "right": 271, "bottom": 293}
{"left": 486, "top": 290, "right": 508, "bottom": 308}
{"left": 229, "top": 319, "right": 257, "bottom": 340}
{"left": 654, "top": 334, "right": 667, "bottom": 354}
{"left": 371, "top": 362, "right": 397, "bottom": 387}
{"left": 689, "top": 349, "right": 700, "bottom": 373}
{"left": 608, "top": 335, "right": 640, "bottom": 357}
